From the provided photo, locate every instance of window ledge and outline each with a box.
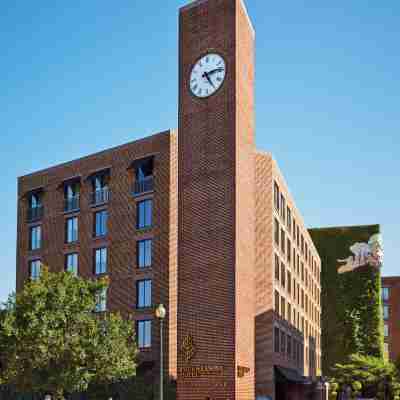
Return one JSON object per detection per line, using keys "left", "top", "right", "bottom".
{"left": 132, "top": 190, "right": 154, "bottom": 199}
{"left": 136, "top": 227, "right": 153, "bottom": 233}
{"left": 63, "top": 208, "right": 80, "bottom": 215}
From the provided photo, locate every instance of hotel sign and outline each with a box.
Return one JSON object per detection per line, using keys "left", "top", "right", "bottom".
{"left": 178, "top": 365, "right": 224, "bottom": 378}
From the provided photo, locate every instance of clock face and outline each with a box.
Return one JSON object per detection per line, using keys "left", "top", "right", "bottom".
{"left": 189, "top": 53, "right": 226, "bottom": 98}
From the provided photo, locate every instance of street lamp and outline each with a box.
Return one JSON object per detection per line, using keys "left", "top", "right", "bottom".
{"left": 155, "top": 304, "right": 166, "bottom": 400}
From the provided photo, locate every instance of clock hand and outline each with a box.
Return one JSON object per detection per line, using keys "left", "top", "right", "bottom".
{"left": 207, "top": 67, "right": 224, "bottom": 75}
{"left": 203, "top": 71, "right": 215, "bottom": 88}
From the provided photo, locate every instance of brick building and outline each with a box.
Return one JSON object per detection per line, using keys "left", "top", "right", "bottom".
{"left": 382, "top": 277, "right": 400, "bottom": 363}
{"left": 16, "top": 1, "right": 321, "bottom": 399}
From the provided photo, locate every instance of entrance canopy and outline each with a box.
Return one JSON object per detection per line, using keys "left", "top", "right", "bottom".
{"left": 275, "top": 366, "right": 313, "bottom": 385}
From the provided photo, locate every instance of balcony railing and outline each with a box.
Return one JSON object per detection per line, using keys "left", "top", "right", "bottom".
{"left": 133, "top": 176, "right": 154, "bottom": 195}
{"left": 64, "top": 195, "right": 80, "bottom": 212}
{"left": 91, "top": 188, "right": 110, "bottom": 206}
{"left": 27, "top": 205, "right": 44, "bottom": 222}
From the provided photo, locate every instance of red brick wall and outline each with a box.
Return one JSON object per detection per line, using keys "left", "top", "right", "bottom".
{"left": 382, "top": 277, "right": 400, "bottom": 362}
{"left": 17, "top": 131, "right": 177, "bottom": 378}
{"left": 177, "top": 0, "right": 255, "bottom": 399}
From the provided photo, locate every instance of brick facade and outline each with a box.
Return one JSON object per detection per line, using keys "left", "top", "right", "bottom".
{"left": 15, "top": 1, "right": 322, "bottom": 399}
{"left": 17, "top": 131, "right": 178, "bottom": 378}
{"left": 177, "top": 0, "right": 255, "bottom": 399}
{"left": 255, "top": 153, "right": 322, "bottom": 400}
{"left": 382, "top": 277, "right": 400, "bottom": 363}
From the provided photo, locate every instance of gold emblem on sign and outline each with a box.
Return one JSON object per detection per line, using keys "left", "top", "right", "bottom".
{"left": 181, "top": 334, "right": 196, "bottom": 363}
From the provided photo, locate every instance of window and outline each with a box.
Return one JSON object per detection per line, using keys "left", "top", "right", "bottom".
{"left": 287, "top": 207, "right": 292, "bottom": 231}
{"left": 296, "top": 226, "right": 300, "bottom": 246}
{"left": 137, "top": 279, "right": 152, "bottom": 309}
{"left": 301, "top": 262, "right": 304, "bottom": 282}
{"left": 293, "top": 248, "right": 296, "bottom": 268}
{"left": 280, "top": 331, "right": 286, "bottom": 353}
{"left": 287, "top": 303, "right": 292, "bottom": 324}
{"left": 293, "top": 218, "right": 296, "bottom": 239}
{"left": 137, "top": 320, "right": 152, "bottom": 348}
{"left": 137, "top": 239, "right": 152, "bottom": 269}
{"left": 94, "top": 210, "right": 108, "bottom": 237}
{"left": 383, "top": 305, "right": 389, "bottom": 320}
{"left": 65, "top": 253, "right": 78, "bottom": 275}
{"left": 301, "top": 235, "right": 304, "bottom": 254}
{"left": 287, "top": 271, "right": 291, "bottom": 295}
{"left": 91, "top": 173, "right": 110, "bottom": 205}
{"left": 281, "top": 263, "right": 286, "bottom": 289}
{"left": 287, "top": 239, "right": 291, "bottom": 263}
{"left": 274, "top": 181, "right": 280, "bottom": 211}
{"left": 287, "top": 335, "right": 292, "bottom": 358}
{"left": 29, "top": 226, "right": 41, "bottom": 250}
{"left": 281, "top": 297, "right": 285, "bottom": 319}
{"left": 293, "top": 339, "right": 297, "bottom": 362}
{"left": 95, "top": 288, "right": 107, "bottom": 312}
{"left": 384, "top": 323, "right": 389, "bottom": 337}
{"left": 133, "top": 157, "right": 154, "bottom": 194}
{"left": 274, "top": 218, "right": 280, "bottom": 246}
{"left": 275, "top": 290, "right": 280, "bottom": 315}
{"left": 95, "top": 248, "right": 107, "bottom": 274}
{"left": 29, "top": 260, "right": 41, "bottom": 280}
{"left": 137, "top": 200, "right": 152, "bottom": 229}
{"left": 27, "top": 193, "right": 43, "bottom": 221}
{"left": 64, "top": 182, "right": 80, "bottom": 211}
{"left": 382, "top": 287, "right": 390, "bottom": 302}
{"left": 274, "top": 327, "right": 280, "bottom": 353}
{"left": 281, "top": 229, "right": 285, "bottom": 254}
{"left": 66, "top": 217, "right": 78, "bottom": 243}
{"left": 275, "top": 254, "right": 280, "bottom": 281}
{"left": 280, "top": 194, "right": 286, "bottom": 223}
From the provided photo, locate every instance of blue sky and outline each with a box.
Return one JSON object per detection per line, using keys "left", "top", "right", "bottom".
{"left": 1, "top": 1, "right": 399, "bottom": 303}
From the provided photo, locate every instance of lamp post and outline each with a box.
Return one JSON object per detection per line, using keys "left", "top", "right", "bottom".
{"left": 155, "top": 304, "right": 166, "bottom": 400}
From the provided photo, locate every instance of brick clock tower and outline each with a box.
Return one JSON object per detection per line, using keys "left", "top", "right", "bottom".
{"left": 178, "top": 0, "right": 255, "bottom": 399}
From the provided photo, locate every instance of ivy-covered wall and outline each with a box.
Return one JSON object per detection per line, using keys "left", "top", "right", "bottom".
{"left": 309, "top": 225, "right": 384, "bottom": 376}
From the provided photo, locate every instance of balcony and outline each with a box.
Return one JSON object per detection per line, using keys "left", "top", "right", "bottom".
{"left": 64, "top": 195, "right": 80, "bottom": 212}
{"left": 91, "top": 188, "right": 110, "bottom": 206}
{"left": 133, "top": 176, "right": 154, "bottom": 196}
{"left": 27, "top": 205, "right": 44, "bottom": 222}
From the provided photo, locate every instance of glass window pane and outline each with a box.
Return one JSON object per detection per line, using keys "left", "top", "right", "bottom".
{"left": 138, "top": 320, "right": 152, "bottom": 348}
{"left": 137, "top": 200, "right": 153, "bottom": 229}
{"left": 138, "top": 239, "right": 152, "bottom": 268}
{"left": 30, "top": 260, "right": 41, "bottom": 280}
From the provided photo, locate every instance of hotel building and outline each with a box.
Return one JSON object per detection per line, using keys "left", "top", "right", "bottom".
{"left": 15, "top": 1, "right": 321, "bottom": 399}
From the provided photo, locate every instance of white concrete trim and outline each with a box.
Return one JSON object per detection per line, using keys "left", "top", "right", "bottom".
{"left": 239, "top": 0, "right": 255, "bottom": 38}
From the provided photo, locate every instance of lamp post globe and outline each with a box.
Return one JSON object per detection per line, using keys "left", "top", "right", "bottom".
{"left": 155, "top": 304, "right": 166, "bottom": 400}
{"left": 155, "top": 303, "right": 166, "bottom": 320}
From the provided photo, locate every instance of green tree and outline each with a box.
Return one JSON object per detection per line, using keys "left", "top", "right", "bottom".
{"left": 331, "top": 353, "right": 400, "bottom": 399}
{"left": 0, "top": 268, "right": 137, "bottom": 399}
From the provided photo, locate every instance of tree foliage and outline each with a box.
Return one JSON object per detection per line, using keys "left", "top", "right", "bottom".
{"left": 0, "top": 268, "right": 137, "bottom": 399}
{"left": 330, "top": 353, "right": 400, "bottom": 399}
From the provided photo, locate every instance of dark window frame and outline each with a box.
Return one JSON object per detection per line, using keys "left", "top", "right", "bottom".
{"left": 137, "top": 320, "right": 152, "bottom": 349}
{"left": 136, "top": 279, "right": 152, "bottom": 309}
{"left": 137, "top": 239, "right": 152, "bottom": 269}
{"left": 137, "top": 199, "right": 153, "bottom": 230}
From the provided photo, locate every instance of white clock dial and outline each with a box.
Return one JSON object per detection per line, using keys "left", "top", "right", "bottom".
{"left": 189, "top": 53, "right": 226, "bottom": 98}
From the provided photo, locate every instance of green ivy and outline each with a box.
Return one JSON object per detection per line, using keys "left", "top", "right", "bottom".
{"left": 309, "top": 225, "right": 385, "bottom": 375}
